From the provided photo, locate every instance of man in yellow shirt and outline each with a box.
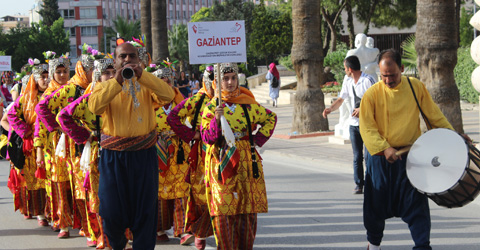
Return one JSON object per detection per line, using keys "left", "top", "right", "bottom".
{"left": 88, "top": 42, "right": 175, "bottom": 250}
{"left": 359, "top": 49, "right": 454, "bottom": 250}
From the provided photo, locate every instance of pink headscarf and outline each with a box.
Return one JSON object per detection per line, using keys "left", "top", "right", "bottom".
{"left": 269, "top": 63, "right": 280, "bottom": 80}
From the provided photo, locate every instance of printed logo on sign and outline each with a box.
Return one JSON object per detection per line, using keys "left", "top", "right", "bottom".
{"left": 235, "top": 22, "right": 241, "bottom": 32}
{"left": 193, "top": 25, "right": 197, "bottom": 34}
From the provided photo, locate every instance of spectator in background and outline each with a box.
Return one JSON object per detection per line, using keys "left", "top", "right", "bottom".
{"left": 177, "top": 71, "right": 190, "bottom": 98}
{"left": 189, "top": 72, "right": 200, "bottom": 96}
{"left": 265, "top": 63, "right": 280, "bottom": 107}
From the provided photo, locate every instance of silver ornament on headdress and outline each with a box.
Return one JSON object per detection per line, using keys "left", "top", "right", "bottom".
{"left": 153, "top": 67, "right": 174, "bottom": 84}
{"left": 138, "top": 47, "right": 149, "bottom": 67}
{"left": 21, "top": 75, "right": 29, "bottom": 87}
{"left": 80, "top": 54, "right": 95, "bottom": 72}
{"left": 214, "top": 63, "right": 239, "bottom": 82}
{"left": 48, "top": 57, "right": 70, "bottom": 80}
{"left": 92, "top": 58, "right": 114, "bottom": 84}
{"left": 33, "top": 64, "right": 49, "bottom": 81}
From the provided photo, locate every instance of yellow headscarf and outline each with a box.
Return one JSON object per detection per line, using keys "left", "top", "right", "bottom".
{"left": 68, "top": 61, "right": 90, "bottom": 89}
{"left": 22, "top": 75, "right": 40, "bottom": 125}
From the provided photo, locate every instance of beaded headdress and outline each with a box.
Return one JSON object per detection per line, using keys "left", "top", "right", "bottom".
{"left": 80, "top": 54, "right": 95, "bottom": 72}
{"left": 33, "top": 64, "right": 49, "bottom": 81}
{"left": 214, "top": 62, "right": 239, "bottom": 82}
{"left": 92, "top": 58, "right": 115, "bottom": 83}
{"left": 48, "top": 57, "right": 70, "bottom": 79}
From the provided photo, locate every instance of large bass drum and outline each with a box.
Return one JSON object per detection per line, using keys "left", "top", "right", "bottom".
{"left": 406, "top": 128, "right": 480, "bottom": 208}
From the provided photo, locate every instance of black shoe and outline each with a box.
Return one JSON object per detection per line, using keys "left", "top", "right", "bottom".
{"left": 353, "top": 185, "right": 363, "bottom": 194}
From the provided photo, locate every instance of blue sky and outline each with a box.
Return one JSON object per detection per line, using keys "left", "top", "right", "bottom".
{"left": 1, "top": 0, "right": 35, "bottom": 18}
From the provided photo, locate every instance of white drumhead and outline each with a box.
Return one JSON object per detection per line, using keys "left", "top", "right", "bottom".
{"left": 406, "top": 128, "right": 469, "bottom": 193}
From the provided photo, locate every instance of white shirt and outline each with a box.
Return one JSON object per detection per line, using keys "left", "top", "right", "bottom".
{"left": 338, "top": 72, "right": 375, "bottom": 126}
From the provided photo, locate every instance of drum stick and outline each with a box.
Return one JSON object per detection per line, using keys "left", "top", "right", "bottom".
{"left": 395, "top": 146, "right": 412, "bottom": 156}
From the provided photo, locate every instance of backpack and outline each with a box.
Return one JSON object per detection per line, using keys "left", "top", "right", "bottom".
{"left": 271, "top": 76, "right": 279, "bottom": 88}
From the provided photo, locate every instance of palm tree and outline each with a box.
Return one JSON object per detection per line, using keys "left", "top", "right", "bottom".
{"left": 168, "top": 24, "right": 189, "bottom": 73}
{"left": 151, "top": 0, "right": 169, "bottom": 63}
{"left": 141, "top": 0, "right": 152, "bottom": 56}
{"left": 105, "top": 16, "right": 141, "bottom": 49}
{"left": 400, "top": 34, "right": 417, "bottom": 75}
{"left": 416, "top": 0, "right": 463, "bottom": 133}
{"left": 291, "top": 0, "right": 328, "bottom": 133}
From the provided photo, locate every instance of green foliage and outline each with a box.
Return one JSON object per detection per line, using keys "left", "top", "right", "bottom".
{"left": 454, "top": 47, "right": 479, "bottom": 103}
{"left": 37, "top": 0, "right": 61, "bottom": 26}
{"left": 250, "top": 3, "right": 292, "bottom": 64}
{"left": 190, "top": 7, "right": 214, "bottom": 22}
{"left": 324, "top": 48, "right": 347, "bottom": 83}
{"left": 278, "top": 54, "right": 293, "bottom": 71}
{"left": 354, "top": 0, "right": 416, "bottom": 31}
{"left": 0, "top": 18, "right": 69, "bottom": 71}
{"left": 105, "top": 16, "right": 141, "bottom": 41}
{"left": 459, "top": 7, "right": 474, "bottom": 48}
{"left": 0, "top": 51, "right": 5, "bottom": 56}
{"left": 168, "top": 24, "right": 189, "bottom": 69}
{"left": 401, "top": 35, "right": 417, "bottom": 72}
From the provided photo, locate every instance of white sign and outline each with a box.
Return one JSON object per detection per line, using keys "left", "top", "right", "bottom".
{"left": 188, "top": 21, "right": 246, "bottom": 64}
{"left": 72, "top": 19, "right": 102, "bottom": 27}
{"left": 0, "top": 56, "right": 12, "bottom": 71}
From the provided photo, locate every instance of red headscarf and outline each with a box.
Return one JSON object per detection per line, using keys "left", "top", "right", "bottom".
{"left": 269, "top": 62, "right": 280, "bottom": 80}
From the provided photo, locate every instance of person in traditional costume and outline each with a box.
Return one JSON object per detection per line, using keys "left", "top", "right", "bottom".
{"left": 7, "top": 63, "right": 49, "bottom": 226}
{"left": 57, "top": 57, "right": 116, "bottom": 249}
{"left": 34, "top": 51, "right": 74, "bottom": 238}
{"left": 201, "top": 63, "right": 277, "bottom": 250}
{"left": 167, "top": 66, "right": 215, "bottom": 250}
{"left": 36, "top": 44, "right": 99, "bottom": 245}
{"left": 88, "top": 42, "right": 175, "bottom": 250}
{"left": 1, "top": 71, "right": 14, "bottom": 105}
{"left": 149, "top": 65, "right": 193, "bottom": 245}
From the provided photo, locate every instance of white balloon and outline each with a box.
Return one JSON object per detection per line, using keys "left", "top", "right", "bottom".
{"left": 471, "top": 36, "right": 480, "bottom": 65}
{"left": 470, "top": 66, "right": 480, "bottom": 93}
{"left": 476, "top": 0, "right": 480, "bottom": 7}
{"left": 470, "top": 11, "right": 480, "bottom": 30}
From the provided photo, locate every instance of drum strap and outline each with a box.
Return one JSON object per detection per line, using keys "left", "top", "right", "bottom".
{"left": 407, "top": 77, "right": 432, "bottom": 130}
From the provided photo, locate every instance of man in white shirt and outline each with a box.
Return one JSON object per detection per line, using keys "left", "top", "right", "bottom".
{"left": 323, "top": 55, "right": 376, "bottom": 194}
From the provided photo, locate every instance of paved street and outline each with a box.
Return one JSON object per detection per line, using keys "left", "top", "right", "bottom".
{"left": 0, "top": 103, "right": 479, "bottom": 249}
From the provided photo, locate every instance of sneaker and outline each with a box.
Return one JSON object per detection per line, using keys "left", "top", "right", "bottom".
{"left": 367, "top": 243, "right": 381, "bottom": 250}
{"left": 58, "top": 231, "right": 70, "bottom": 238}
{"left": 37, "top": 218, "right": 49, "bottom": 227}
{"left": 157, "top": 233, "right": 169, "bottom": 242}
{"left": 353, "top": 185, "right": 363, "bottom": 194}
{"left": 180, "top": 234, "right": 195, "bottom": 245}
{"left": 195, "top": 238, "right": 206, "bottom": 250}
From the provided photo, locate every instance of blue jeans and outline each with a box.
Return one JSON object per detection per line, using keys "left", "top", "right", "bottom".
{"left": 363, "top": 151, "right": 432, "bottom": 249}
{"left": 349, "top": 125, "right": 364, "bottom": 187}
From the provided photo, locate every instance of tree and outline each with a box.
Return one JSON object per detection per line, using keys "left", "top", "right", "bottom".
{"left": 105, "top": 16, "right": 141, "bottom": 50}
{"left": 249, "top": 3, "right": 292, "bottom": 64}
{"left": 151, "top": 0, "right": 169, "bottom": 63}
{"left": 416, "top": 0, "right": 463, "bottom": 133}
{"left": 320, "top": 0, "right": 347, "bottom": 52}
{"left": 38, "top": 0, "right": 61, "bottom": 26}
{"left": 0, "top": 18, "right": 69, "bottom": 71}
{"left": 291, "top": 0, "right": 328, "bottom": 133}
{"left": 459, "top": 7, "right": 474, "bottom": 48}
{"left": 168, "top": 24, "right": 189, "bottom": 72}
{"left": 354, "top": 0, "right": 416, "bottom": 35}
{"left": 141, "top": 0, "right": 152, "bottom": 56}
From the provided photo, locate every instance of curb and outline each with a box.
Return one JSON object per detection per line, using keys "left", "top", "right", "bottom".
{"left": 272, "top": 131, "right": 334, "bottom": 139}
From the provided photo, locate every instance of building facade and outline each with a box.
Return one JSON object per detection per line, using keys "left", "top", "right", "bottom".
{"left": 0, "top": 15, "right": 30, "bottom": 33}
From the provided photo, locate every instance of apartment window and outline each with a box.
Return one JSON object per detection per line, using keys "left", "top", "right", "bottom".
{"left": 60, "top": 9, "right": 75, "bottom": 19}
{"left": 189, "top": 0, "right": 192, "bottom": 4}
{"left": 80, "top": 8, "right": 97, "bottom": 19}
{"left": 183, "top": 11, "right": 186, "bottom": 18}
{"left": 169, "top": 10, "right": 173, "bottom": 18}
{"left": 189, "top": 11, "right": 192, "bottom": 16}
{"left": 183, "top": 0, "right": 186, "bottom": 4}
{"left": 169, "top": 0, "right": 173, "bottom": 4}
{"left": 176, "top": 11, "right": 180, "bottom": 18}
{"left": 195, "top": 0, "right": 198, "bottom": 4}
{"left": 65, "top": 27, "right": 75, "bottom": 37}
{"left": 202, "top": 0, "right": 206, "bottom": 5}
{"left": 70, "top": 45, "right": 77, "bottom": 58}
{"left": 81, "top": 26, "right": 98, "bottom": 36}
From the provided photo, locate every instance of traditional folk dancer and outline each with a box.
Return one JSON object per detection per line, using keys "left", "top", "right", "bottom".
{"left": 36, "top": 46, "right": 99, "bottom": 245}
{"left": 34, "top": 53, "right": 74, "bottom": 238}
{"left": 7, "top": 64, "right": 50, "bottom": 226}
{"left": 167, "top": 68, "right": 215, "bottom": 250}
{"left": 359, "top": 49, "right": 468, "bottom": 250}
{"left": 201, "top": 63, "right": 277, "bottom": 249}
{"left": 151, "top": 67, "right": 196, "bottom": 245}
{"left": 88, "top": 42, "right": 175, "bottom": 250}
{"left": 58, "top": 57, "right": 116, "bottom": 249}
